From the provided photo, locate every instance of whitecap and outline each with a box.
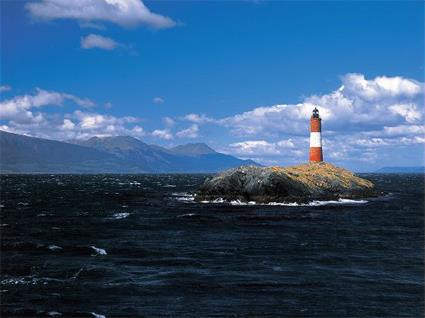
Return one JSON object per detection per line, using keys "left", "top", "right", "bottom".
{"left": 173, "top": 193, "right": 195, "bottom": 202}
{"left": 308, "top": 199, "right": 368, "bottom": 206}
{"left": 163, "top": 184, "right": 176, "bottom": 188}
{"left": 90, "top": 246, "right": 107, "bottom": 256}
{"left": 48, "top": 245, "right": 63, "bottom": 251}
{"left": 91, "top": 313, "right": 106, "bottom": 318}
{"left": 230, "top": 200, "right": 257, "bottom": 205}
{"left": 1, "top": 277, "right": 43, "bottom": 286}
{"left": 111, "top": 212, "right": 129, "bottom": 220}
{"left": 47, "top": 311, "right": 62, "bottom": 316}
{"left": 198, "top": 198, "right": 368, "bottom": 206}
{"left": 177, "top": 213, "right": 197, "bottom": 218}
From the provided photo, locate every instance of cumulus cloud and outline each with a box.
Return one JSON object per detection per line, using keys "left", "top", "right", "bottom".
{"left": 26, "top": 0, "right": 177, "bottom": 29}
{"left": 229, "top": 139, "right": 296, "bottom": 156}
{"left": 341, "top": 73, "right": 423, "bottom": 100}
{"left": 0, "top": 88, "right": 95, "bottom": 124}
{"left": 81, "top": 34, "right": 119, "bottom": 50}
{"left": 151, "top": 129, "right": 173, "bottom": 140}
{"left": 176, "top": 124, "right": 199, "bottom": 138}
{"left": 153, "top": 97, "right": 164, "bottom": 104}
{"left": 215, "top": 73, "right": 424, "bottom": 137}
{"left": 3, "top": 109, "right": 145, "bottom": 141}
{"left": 0, "top": 88, "right": 144, "bottom": 141}
{"left": 182, "top": 113, "right": 216, "bottom": 124}
{"left": 74, "top": 110, "right": 137, "bottom": 129}
{"left": 61, "top": 119, "right": 76, "bottom": 130}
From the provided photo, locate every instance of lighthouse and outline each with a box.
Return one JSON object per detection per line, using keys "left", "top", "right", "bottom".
{"left": 309, "top": 107, "right": 323, "bottom": 162}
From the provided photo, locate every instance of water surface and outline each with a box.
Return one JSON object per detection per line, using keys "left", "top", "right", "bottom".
{"left": 1, "top": 174, "right": 423, "bottom": 317}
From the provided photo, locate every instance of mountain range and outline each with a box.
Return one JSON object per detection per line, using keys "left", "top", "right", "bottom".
{"left": 374, "top": 166, "right": 425, "bottom": 173}
{"left": 0, "top": 130, "right": 258, "bottom": 173}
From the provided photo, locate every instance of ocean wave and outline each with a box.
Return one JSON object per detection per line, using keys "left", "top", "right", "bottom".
{"left": 307, "top": 199, "right": 368, "bottom": 206}
{"left": 172, "top": 192, "right": 195, "bottom": 202}
{"left": 172, "top": 193, "right": 368, "bottom": 206}
{"left": 0, "top": 276, "right": 51, "bottom": 286}
{"left": 91, "top": 313, "right": 106, "bottom": 318}
{"left": 177, "top": 213, "right": 197, "bottom": 218}
{"left": 90, "top": 246, "right": 107, "bottom": 256}
{"left": 48, "top": 245, "right": 63, "bottom": 251}
{"left": 111, "top": 212, "right": 130, "bottom": 220}
{"left": 198, "top": 198, "right": 368, "bottom": 206}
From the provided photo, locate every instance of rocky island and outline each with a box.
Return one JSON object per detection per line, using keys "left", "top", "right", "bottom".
{"left": 196, "top": 162, "right": 377, "bottom": 204}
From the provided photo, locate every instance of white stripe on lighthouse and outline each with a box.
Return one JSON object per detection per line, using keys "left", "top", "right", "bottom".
{"left": 310, "top": 132, "right": 322, "bottom": 147}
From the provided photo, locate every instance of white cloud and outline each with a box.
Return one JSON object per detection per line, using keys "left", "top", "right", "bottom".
{"left": 61, "top": 119, "right": 75, "bottom": 130}
{"left": 229, "top": 139, "right": 298, "bottom": 157}
{"left": 388, "top": 103, "right": 422, "bottom": 123}
{"left": 81, "top": 34, "right": 119, "bottom": 50}
{"left": 26, "top": 0, "right": 177, "bottom": 29}
{"left": 176, "top": 124, "right": 199, "bottom": 138}
{"left": 341, "top": 73, "right": 423, "bottom": 100}
{"left": 382, "top": 125, "right": 425, "bottom": 137}
{"left": 182, "top": 113, "right": 216, "bottom": 124}
{"left": 153, "top": 97, "right": 164, "bottom": 104}
{"left": 45, "top": 110, "right": 144, "bottom": 140}
{"left": 229, "top": 140, "right": 281, "bottom": 155}
{"left": 74, "top": 110, "right": 137, "bottom": 130}
{"left": 0, "top": 88, "right": 95, "bottom": 123}
{"left": 0, "top": 85, "right": 11, "bottom": 92}
{"left": 215, "top": 74, "right": 424, "bottom": 137}
{"left": 0, "top": 88, "right": 144, "bottom": 140}
{"left": 151, "top": 129, "right": 173, "bottom": 140}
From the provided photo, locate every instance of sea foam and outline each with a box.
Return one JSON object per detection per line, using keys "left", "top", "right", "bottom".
{"left": 196, "top": 198, "right": 368, "bottom": 206}
{"left": 90, "top": 246, "right": 107, "bottom": 256}
{"left": 111, "top": 212, "right": 130, "bottom": 220}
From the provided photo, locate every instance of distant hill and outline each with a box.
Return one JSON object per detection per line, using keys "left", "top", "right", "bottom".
{"left": 0, "top": 131, "right": 128, "bottom": 173}
{"left": 0, "top": 130, "right": 258, "bottom": 173}
{"left": 375, "top": 166, "right": 425, "bottom": 173}
{"left": 168, "top": 143, "right": 217, "bottom": 156}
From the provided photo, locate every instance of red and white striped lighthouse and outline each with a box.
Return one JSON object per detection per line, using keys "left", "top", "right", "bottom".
{"left": 309, "top": 107, "right": 323, "bottom": 162}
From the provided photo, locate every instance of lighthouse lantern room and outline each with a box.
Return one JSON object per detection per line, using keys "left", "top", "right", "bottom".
{"left": 309, "top": 107, "right": 323, "bottom": 162}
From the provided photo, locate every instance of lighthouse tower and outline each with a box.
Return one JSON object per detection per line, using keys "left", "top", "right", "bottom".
{"left": 309, "top": 107, "right": 323, "bottom": 162}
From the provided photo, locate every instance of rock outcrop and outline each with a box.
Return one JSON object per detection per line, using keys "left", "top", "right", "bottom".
{"left": 196, "top": 162, "right": 377, "bottom": 203}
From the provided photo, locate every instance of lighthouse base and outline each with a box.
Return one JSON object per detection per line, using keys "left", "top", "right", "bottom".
{"left": 309, "top": 147, "right": 323, "bottom": 162}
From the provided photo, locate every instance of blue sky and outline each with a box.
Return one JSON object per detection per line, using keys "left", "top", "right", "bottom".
{"left": 1, "top": 0, "right": 424, "bottom": 171}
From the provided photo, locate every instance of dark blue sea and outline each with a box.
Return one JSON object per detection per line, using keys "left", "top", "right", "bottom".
{"left": 1, "top": 174, "right": 423, "bottom": 317}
